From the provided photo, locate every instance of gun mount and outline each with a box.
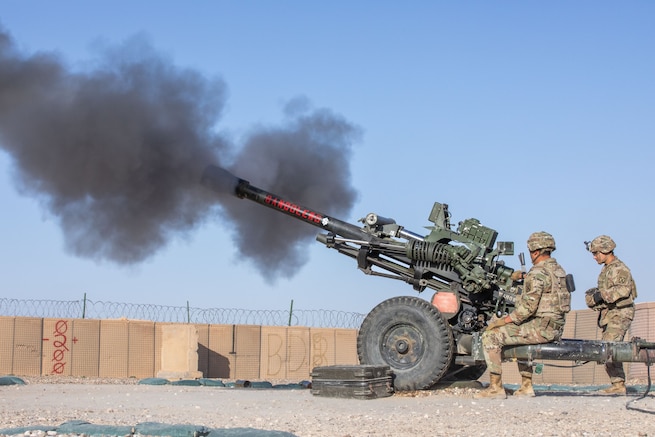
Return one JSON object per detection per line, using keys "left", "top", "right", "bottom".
{"left": 202, "top": 165, "right": 655, "bottom": 391}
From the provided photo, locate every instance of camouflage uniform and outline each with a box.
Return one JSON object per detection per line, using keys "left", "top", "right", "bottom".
{"left": 482, "top": 257, "right": 570, "bottom": 376}
{"left": 586, "top": 256, "right": 637, "bottom": 383}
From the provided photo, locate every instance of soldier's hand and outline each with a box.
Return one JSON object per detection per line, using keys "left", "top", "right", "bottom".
{"left": 486, "top": 315, "right": 511, "bottom": 330}
{"left": 591, "top": 291, "right": 603, "bottom": 305}
{"left": 585, "top": 288, "right": 604, "bottom": 308}
{"left": 511, "top": 271, "right": 525, "bottom": 281}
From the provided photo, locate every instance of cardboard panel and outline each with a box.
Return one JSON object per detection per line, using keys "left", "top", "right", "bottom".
{"left": 156, "top": 324, "right": 202, "bottom": 379}
{"left": 207, "top": 324, "right": 234, "bottom": 378}
{"left": 128, "top": 321, "right": 155, "bottom": 378}
{"left": 627, "top": 303, "right": 652, "bottom": 381}
{"left": 571, "top": 361, "right": 600, "bottom": 385}
{"left": 0, "top": 317, "right": 15, "bottom": 374}
{"left": 633, "top": 302, "right": 654, "bottom": 340}
{"left": 561, "top": 311, "right": 577, "bottom": 338}
{"left": 572, "top": 310, "right": 601, "bottom": 340}
{"left": 70, "top": 319, "right": 101, "bottom": 377}
{"left": 154, "top": 323, "right": 164, "bottom": 374}
{"left": 153, "top": 323, "right": 178, "bottom": 375}
{"left": 500, "top": 360, "right": 521, "bottom": 384}
{"left": 153, "top": 322, "right": 201, "bottom": 376}
{"left": 534, "top": 359, "right": 573, "bottom": 385}
{"left": 286, "top": 327, "right": 310, "bottom": 379}
{"left": 334, "top": 329, "right": 358, "bottom": 365}
{"left": 42, "top": 318, "right": 74, "bottom": 376}
{"left": 646, "top": 303, "right": 655, "bottom": 343}
{"left": 310, "top": 328, "right": 337, "bottom": 368}
{"left": 628, "top": 361, "right": 647, "bottom": 381}
{"left": 261, "top": 326, "right": 288, "bottom": 379}
{"left": 260, "top": 327, "right": 311, "bottom": 380}
{"left": 234, "top": 325, "right": 261, "bottom": 380}
{"left": 570, "top": 310, "right": 606, "bottom": 385}
{"left": 13, "top": 317, "right": 42, "bottom": 376}
{"left": 592, "top": 361, "right": 612, "bottom": 385}
{"left": 641, "top": 302, "right": 655, "bottom": 338}
{"left": 481, "top": 362, "right": 521, "bottom": 385}
{"left": 99, "top": 320, "right": 129, "bottom": 377}
{"left": 499, "top": 353, "right": 577, "bottom": 385}
{"left": 630, "top": 306, "right": 648, "bottom": 340}
{"left": 195, "top": 324, "right": 210, "bottom": 378}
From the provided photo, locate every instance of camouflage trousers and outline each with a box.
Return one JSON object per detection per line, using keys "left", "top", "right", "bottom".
{"left": 481, "top": 317, "right": 563, "bottom": 376}
{"left": 599, "top": 306, "right": 635, "bottom": 383}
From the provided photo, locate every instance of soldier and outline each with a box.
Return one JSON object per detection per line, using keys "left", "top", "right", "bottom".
{"left": 585, "top": 235, "right": 637, "bottom": 395}
{"left": 475, "top": 231, "right": 570, "bottom": 399}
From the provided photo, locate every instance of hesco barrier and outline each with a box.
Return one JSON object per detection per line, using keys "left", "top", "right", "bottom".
{"left": 0, "top": 320, "right": 358, "bottom": 380}
{"left": 0, "top": 303, "right": 653, "bottom": 384}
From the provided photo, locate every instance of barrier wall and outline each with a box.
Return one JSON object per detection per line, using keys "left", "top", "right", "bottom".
{"left": 0, "top": 318, "right": 358, "bottom": 380}
{"left": 0, "top": 303, "right": 652, "bottom": 384}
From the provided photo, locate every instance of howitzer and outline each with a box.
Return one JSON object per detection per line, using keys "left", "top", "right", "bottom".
{"left": 202, "top": 164, "right": 655, "bottom": 391}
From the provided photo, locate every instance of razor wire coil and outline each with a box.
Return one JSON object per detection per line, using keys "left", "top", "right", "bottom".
{"left": 0, "top": 298, "right": 365, "bottom": 329}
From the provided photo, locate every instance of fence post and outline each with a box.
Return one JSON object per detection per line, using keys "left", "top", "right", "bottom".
{"left": 288, "top": 299, "right": 294, "bottom": 326}
{"left": 82, "top": 292, "right": 87, "bottom": 319}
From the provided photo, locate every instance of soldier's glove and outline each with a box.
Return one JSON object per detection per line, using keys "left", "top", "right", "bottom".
{"left": 584, "top": 288, "right": 604, "bottom": 308}
{"left": 486, "top": 315, "right": 512, "bottom": 330}
{"left": 591, "top": 291, "right": 603, "bottom": 305}
{"left": 511, "top": 271, "right": 525, "bottom": 281}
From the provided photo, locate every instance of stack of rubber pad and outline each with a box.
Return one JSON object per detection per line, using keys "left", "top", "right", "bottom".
{"left": 310, "top": 365, "right": 394, "bottom": 399}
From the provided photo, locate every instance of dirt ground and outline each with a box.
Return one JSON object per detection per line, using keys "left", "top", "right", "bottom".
{"left": 1, "top": 377, "right": 655, "bottom": 436}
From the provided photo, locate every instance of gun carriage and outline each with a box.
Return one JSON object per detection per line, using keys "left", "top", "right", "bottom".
{"left": 202, "top": 165, "right": 655, "bottom": 390}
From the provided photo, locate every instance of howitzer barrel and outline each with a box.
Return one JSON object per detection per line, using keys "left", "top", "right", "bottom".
{"left": 502, "top": 338, "right": 655, "bottom": 364}
{"left": 201, "top": 165, "right": 375, "bottom": 242}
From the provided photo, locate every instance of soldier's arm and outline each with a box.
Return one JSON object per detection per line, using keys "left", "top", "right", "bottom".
{"left": 510, "top": 272, "right": 544, "bottom": 324}
{"left": 599, "top": 264, "right": 633, "bottom": 304}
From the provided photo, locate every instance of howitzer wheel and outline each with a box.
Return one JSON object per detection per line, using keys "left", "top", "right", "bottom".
{"left": 357, "top": 296, "right": 454, "bottom": 391}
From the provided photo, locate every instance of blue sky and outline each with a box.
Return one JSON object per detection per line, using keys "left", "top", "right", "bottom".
{"left": 1, "top": 2, "right": 653, "bottom": 315}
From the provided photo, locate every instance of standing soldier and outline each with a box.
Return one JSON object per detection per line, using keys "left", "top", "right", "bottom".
{"left": 585, "top": 235, "right": 637, "bottom": 395}
{"left": 475, "top": 231, "right": 570, "bottom": 399}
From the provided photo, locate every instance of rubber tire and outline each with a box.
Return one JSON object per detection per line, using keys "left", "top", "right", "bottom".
{"left": 357, "top": 296, "right": 454, "bottom": 391}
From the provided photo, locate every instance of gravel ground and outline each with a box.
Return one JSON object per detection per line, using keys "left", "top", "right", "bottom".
{"left": 1, "top": 376, "right": 655, "bottom": 436}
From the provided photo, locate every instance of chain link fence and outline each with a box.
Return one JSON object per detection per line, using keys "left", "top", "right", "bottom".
{"left": 0, "top": 297, "right": 365, "bottom": 329}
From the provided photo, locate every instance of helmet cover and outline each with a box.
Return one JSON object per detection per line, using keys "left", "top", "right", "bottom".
{"left": 589, "top": 235, "right": 616, "bottom": 253}
{"left": 527, "top": 231, "right": 556, "bottom": 252}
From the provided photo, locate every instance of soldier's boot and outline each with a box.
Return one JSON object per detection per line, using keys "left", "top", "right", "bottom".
{"left": 474, "top": 373, "right": 506, "bottom": 399}
{"left": 513, "top": 375, "right": 535, "bottom": 397}
{"left": 599, "top": 381, "right": 626, "bottom": 395}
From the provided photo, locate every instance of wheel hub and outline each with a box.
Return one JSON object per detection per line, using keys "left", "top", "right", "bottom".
{"left": 381, "top": 324, "right": 424, "bottom": 369}
{"left": 396, "top": 339, "right": 409, "bottom": 354}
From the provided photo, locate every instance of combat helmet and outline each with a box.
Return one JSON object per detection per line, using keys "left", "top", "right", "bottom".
{"left": 589, "top": 235, "right": 616, "bottom": 253}
{"left": 527, "top": 231, "right": 556, "bottom": 252}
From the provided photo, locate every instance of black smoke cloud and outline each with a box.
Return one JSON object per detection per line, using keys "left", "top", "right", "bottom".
{"left": 0, "top": 27, "right": 360, "bottom": 280}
